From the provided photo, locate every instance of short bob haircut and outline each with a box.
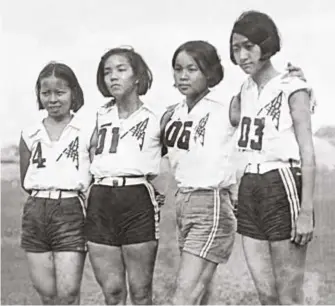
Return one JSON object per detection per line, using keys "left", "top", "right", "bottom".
{"left": 229, "top": 10, "right": 281, "bottom": 64}
{"left": 35, "top": 62, "right": 84, "bottom": 112}
{"left": 172, "top": 40, "right": 224, "bottom": 88}
{"left": 97, "top": 47, "right": 153, "bottom": 97}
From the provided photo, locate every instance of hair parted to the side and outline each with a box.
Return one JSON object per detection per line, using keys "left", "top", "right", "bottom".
{"left": 35, "top": 61, "right": 84, "bottom": 112}
{"left": 172, "top": 40, "right": 224, "bottom": 88}
{"left": 97, "top": 47, "right": 153, "bottom": 97}
{"left": 229, "top": 10, "right": 281, "bottom": 64}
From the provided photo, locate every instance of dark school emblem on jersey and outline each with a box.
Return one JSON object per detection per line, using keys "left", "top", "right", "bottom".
{"left": 257, "top": 91, "right": 283, "bottom": 130}
{"left": 121, "top": 117, "right": 149, "bottom": 151}
{"left": 56, "top": 137, "right": 79, "bottom": 169}
{"left": 194, "top": 113, "right": 209, "bottom": 146}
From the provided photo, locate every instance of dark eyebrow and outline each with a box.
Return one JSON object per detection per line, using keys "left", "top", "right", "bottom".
{"left": 104, "top": 64, "right": 128, "bottom": 71}
{"left": 174, "top": 64, "right": 198, "bottom": 68}
{"left": 116, "top": 64, "right": 128, "bottom": 68}
{"left": 232, "top": 39, "right": 253, "bottom": 47}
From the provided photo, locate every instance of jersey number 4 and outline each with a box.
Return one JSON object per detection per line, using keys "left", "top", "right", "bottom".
{"left": 32, "top": 142, "right": 46, "bottom": 168}
{"left": 165, "top": 121, "right": 193, "bottom": 150}
{"left": 96, "top": 127, "right": 119, "bottom": 155}
{"left": 238, "top": 116, "right": 265, "bottom": 151}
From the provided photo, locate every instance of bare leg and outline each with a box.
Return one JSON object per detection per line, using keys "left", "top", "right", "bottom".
{"left": 271, "top": 239, "right": 307, "bottom": 305}
{"left": 173, "top": 251, "right": 218, "bottom": 305}
{"left": 242, "top": 236, "right": 279, "bottom": 305}
{"left": 88, "top": 242, "right": 127, "bottom": 305}
{"left": 54, "top": 251, "right": 86, "bottom": 305}
{"left": 123, "top": 240, "right": 158, "bottom": 305}
{"left": 26, "top": 252, "right": 57, "bottom": 304}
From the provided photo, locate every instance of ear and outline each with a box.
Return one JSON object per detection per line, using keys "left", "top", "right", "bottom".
{"left": 260, "top": 51, "right": 272, "bottom": 61}
{"left": 71, "top": 92, "right": 78, "bottom": 111}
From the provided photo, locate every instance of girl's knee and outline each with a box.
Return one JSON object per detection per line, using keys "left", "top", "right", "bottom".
{"left": 129, "top": 284, "right": 152, "bottom": 305}
{"left": 257, "top": 293, "right": 279, "bottom": 305}
{"left": 276, "top": 272, "right": 305, "bottom": 304}
{"left": 102, "top": 283, "right": 127, "bottom": 305}
{"left": 57, "top": 288, "right": 80, "bottom": 305}
{"left": 39, "top": 295, "right": 57, "bottom": 305}
{"left": 173, "top": 281, "right": 207, "bottom": 305}
{"left": 34, "top": 285, "right": 57, "bottom": 304}
{"left": 277, "top": 287, "right": 304, "bottom": 305}
{"left": 58, "top": 294, "right": 79, "bottom": 305}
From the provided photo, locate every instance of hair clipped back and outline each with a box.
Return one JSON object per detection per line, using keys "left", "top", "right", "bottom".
{"left": 97, "top": 47, "right": 153, "bottom": 97}
{"left": 35, "top": 61, "right": 84, "bottom": 112}
{"left": 172, "top": 40, "right": 224, "bottom": 88}
{"left": 229, "top": 10, "right": 281, "bottom": 64}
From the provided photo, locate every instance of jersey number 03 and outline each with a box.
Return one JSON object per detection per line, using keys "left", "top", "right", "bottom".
{"left": 238, "top": 116, "right": 265, "bottom": 151}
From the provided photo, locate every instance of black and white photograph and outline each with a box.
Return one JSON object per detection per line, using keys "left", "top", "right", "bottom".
{"left": 1, "top": 0, "right": 335, "bottom": 304}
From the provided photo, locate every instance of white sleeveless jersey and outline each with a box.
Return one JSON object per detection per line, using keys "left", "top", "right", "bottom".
{"left": 90, "top": 102, "right": 161, "bottom": 178}
{"left": 163, "top": 93, "right": 237, "bottom": 189}
{"left": 22, "top": 115, "right": 94, "bottom": 191}
{"left": 236, "top": 74, "right": 315, "bottom": 164}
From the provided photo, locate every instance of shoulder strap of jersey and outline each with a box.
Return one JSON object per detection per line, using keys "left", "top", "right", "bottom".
{"left": 229, "top": 87, "right": 242, "bottom": 128}
{"left": 160, "top": 103, "right": 178, "bottom": 132}
{"left": 229, "top": 93, "right": 241, "bottom": 128}
{"left": 160, "top": 103, "right": 178, "bottom": 156}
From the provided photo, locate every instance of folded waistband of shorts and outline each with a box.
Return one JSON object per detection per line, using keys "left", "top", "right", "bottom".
{"left": 31, "top": 190, "right": 79, "bottom": 199}
{"left": 244, "top": 160, "right": 300, "bottom": 174}
{"left": 94, "top": 176, "right": 147, "bottom": 187}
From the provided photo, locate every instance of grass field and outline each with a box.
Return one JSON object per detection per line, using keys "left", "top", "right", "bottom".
{"left": 1, "top": 162, "right": 335, "bottom": 305}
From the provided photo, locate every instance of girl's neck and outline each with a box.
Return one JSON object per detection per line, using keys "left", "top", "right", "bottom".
{"left": 251, "top": 60, "right": 280, "bottom": 91}
{"left": 116, "top": 92, "right": 143, "bottom": 119}
{"left": 43, "top": 113, "right": 73, "bottom": 142}
{"left": 186, "top": 88, "right": 210, "bottom": 113}
{"left": 46, "top": 113, "right": 72, "bottom": 125}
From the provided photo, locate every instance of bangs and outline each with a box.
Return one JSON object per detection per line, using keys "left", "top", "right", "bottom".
{"left": 233, "top": 20, "right": 269, "bottom": 46}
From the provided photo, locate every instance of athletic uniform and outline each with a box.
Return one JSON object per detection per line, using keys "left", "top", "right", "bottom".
{"left": 21, "top": 115, "right": 93, "bottom": 252}
{"left": 163, "top": 93, "right": 237, "bottom": 264}
{"left": 85, "top": 101, "right": 161, "bottom": 245}
{"left": 236, "top": 74, "right": 315, "bottom": 240}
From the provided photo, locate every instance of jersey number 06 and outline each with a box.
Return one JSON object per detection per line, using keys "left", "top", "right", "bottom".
{"left": 165, "top": 121, "right": 193, "bottom": 150}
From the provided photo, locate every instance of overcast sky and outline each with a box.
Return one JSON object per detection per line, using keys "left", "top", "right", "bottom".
{"left": 1, "top": 0, "right": 334, "bottom": 146}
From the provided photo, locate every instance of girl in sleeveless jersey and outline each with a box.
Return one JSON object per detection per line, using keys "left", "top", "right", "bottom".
{"left": 161, "top": 41, "right": 238, "bottom": 305}
{"left": 85, "top": 47, "right": 162, "bottom": 305}
{"left": 161, "top": 40, "right": 307, "bottom": 305}
{"left": 19, "top": 62, "right": 93, "bottom": 304}
{"left": 229, "top": 11, "right": 316, "bottom": 304}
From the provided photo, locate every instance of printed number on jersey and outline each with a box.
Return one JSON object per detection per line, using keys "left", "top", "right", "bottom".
{"left": 96, "top": 124, "right": 120, "bottom": 155}
{"left": 32, "top": 142, "right": 46, "bottom": 168}
{"left": 95, "top": 118, "right": 149, "bottom": 154}
{"left": 238, "top": 116, "right": 265, "bottom": 151}
{"left": 165, "top": 121, "right": 192, "bottom": 150}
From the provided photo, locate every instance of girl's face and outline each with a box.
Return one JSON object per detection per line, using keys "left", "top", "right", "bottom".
{"left": 232, "top": 33, "right": 266, "bottom": 75}
{"left": 103, "top": 54, "right": 138, "bottom": 99}
{"left": 173, "top": 51, "right": 208, "bottom": 99}
{"left": 39, "top": 75, "right": 72, "bottom": 119}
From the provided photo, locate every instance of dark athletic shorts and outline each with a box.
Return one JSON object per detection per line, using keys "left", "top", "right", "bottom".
{"left": 237, "top": 167, "right": 305, "bottom": 241}
{"left": 21, "top": 196, "right": 87, "bottom": 252}
{"left": 85, "top": 183, "right": 160, "bottom": 246}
